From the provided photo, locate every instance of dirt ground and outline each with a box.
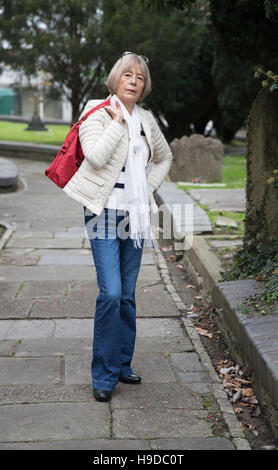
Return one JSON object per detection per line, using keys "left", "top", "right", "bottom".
{"left": 158, "top": 236, "right": 278, "bottom": 451}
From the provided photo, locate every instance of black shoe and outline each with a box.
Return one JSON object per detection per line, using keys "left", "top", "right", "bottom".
{"left": 93, "top": 389, "right": 112, "bottom": 402}
{"left": 119, "top": 374, "right": 141, "bottom": 384}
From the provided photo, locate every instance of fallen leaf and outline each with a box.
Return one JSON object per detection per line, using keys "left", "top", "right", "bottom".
{"left": 247, "top": 397, "right": 259, "bottom": 405}
{"left": 220, "top": 367, "right": 234, "bottom": 375}
{"left": 186, "top": 284, "right": 196, "bottom": 288}
{"left": 176, "top": 264, "right": 183, "bottom": 269}
{"left": 195, "top": 327, "right": 212, "bottom": 338}
{"left": 242, "top": 388, "right": 255, "bottom": 397}
{"left": 231, "top": 390, "right": 242, "bottom": 403}
{"left": 247, "top": 424, "right": 259, "bottom": 436}
{"left": 234, "top": 377, "right": 251, "bottom": 386}
{"left": 162, "top": 245, "right": 173, "bottom": 252}
{"left": 234, "top": 408, "right": 243, "bottom": 414}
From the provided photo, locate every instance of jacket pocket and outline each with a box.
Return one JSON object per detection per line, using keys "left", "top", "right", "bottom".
{"left": 80, "top": 171, "right": 104, "bottom": 186}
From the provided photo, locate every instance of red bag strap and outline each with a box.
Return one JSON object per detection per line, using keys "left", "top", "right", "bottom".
{"left": 78, "top": 98, "right": 111, "bottom": 125}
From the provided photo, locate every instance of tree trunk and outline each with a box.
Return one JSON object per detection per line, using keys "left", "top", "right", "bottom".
{"left": 71, "top": 94, "right": 82, "bottom": 125}
{"left": 244, "top": 87, "right": 278, "bottom": 243}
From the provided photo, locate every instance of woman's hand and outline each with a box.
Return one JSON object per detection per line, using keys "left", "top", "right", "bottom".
{"left": 104, "top": 98, "right": 123, "bottom": 124}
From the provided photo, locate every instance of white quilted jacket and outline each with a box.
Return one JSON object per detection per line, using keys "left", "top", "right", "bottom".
{"left": 63, "top": 99, "right": 173, "bottom": 215}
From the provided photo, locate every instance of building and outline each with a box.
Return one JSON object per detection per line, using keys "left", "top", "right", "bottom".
{"left": 0, "top": 67, "right": 71, "bottom": 123}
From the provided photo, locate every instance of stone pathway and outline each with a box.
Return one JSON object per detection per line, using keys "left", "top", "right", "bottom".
{"left": 189, "top": 188, "right": 245, "bottom": 212}
{"left": 0, "top": 158, "right": 250, "bottom": 450}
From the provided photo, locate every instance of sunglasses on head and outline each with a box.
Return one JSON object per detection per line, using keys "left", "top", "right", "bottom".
{"left": 122, "top": 51, "right": 149, "bottom": 64}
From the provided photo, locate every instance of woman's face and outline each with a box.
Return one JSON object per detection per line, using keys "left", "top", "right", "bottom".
{"left": 116, "top": 63, "right": 145, "bottom": 108}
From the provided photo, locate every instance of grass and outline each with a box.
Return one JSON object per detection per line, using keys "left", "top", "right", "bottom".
{"left": 206, "top": 209, "right": 245, "bottom": 234}
{"left": 222, "top": 155, "right": 246, "bottom": 188}
{"left": 177, "top": 155, "right": 246, "bottom": 190}
{"left": 0, "top": 121, "right": 71, "bottom": 146}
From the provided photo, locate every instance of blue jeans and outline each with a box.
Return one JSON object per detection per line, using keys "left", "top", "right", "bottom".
{"left": 84, "top": 208, "right": 143, "bottom": 391}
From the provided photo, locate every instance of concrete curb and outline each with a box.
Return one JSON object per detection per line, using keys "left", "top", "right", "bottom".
{"left": 182, "top": 236, "right": 223, "bottom": 295}
{"left": 0, "top": 221, "right": 14, "bottom": 252}
{"left": 0, "top": 157, "right": 18, "bottom": 189}
{"left": 152, "top": 239, "right": 251, "bottom": 450}
{"left": 0, "top": 141, "right": 58, "bottom": 162}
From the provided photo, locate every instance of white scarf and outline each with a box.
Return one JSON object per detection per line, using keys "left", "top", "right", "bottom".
{"left": 111, "top": 94, "right": 152, "bottom": 248}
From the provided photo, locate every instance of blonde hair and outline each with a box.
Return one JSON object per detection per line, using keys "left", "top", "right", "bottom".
{"left": 106, "top": 53, "right": 152, "bottom": 101}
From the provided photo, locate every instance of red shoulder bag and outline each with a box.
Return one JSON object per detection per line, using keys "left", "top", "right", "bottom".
{"left": 45, "top": 99, "right": 110, "bottom": 188}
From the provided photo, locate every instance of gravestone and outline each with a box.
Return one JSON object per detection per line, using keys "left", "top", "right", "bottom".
{"left": 169, "top": 134, "right": 224, "bottom": 183}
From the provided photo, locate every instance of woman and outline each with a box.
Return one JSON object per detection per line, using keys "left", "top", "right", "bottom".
{"left": 63, "top": 52, "right": 172, "bottom": 402}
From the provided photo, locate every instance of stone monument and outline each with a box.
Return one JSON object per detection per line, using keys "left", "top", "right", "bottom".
{"left": 25, "top": 91, "right": 48, "bottom": 131}
{"left": 169, "top": 133, "right": 224, "bottom": 183}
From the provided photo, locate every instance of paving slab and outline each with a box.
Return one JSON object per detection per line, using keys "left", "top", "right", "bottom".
{"left": 136, "top": 283, "right": 178, "bottom": 317}
{"left": 134, "top": 336, "right": 193, "bottom": 354}
{"left": 0, "top": 384, "right": 93, "bottom": 405}
{"left": 0, "top": 402, "right": 110, "bottom": 442}
{"left": 16, "top": 280, "right": 71, "bottom": 298}
{"left": 37, "top": 254, "right": 93, "bottom": 265}
{"left": 189, "top": 188, "right": 246, "bottom": 212}
{"left": 215, "top": 216, "right": 238, "bottom": 228}
{"left": 111, "top": 383, "right": 205, "bottom": 410}
{"left": 153, "top": 437, "right": 235, "bottom": 450}
{"left": 33, "top": 249, "right": 91, "bottom": 256}
{"left": 0, "top": 357, "right": 62, "bottom": 385}
{"left": 209, "top": 239, "right": 242, "bottom": 248}
{"left": 173, "top": 373, "right": 213, "bottom": 393}
{"left": 170, "top": 352, "right": 205, "bottom": 372}
{"left": 113, "top": 409, "right": 213, "bottom": 439}
{"left": 2, "top": 319, "right": 55, "bottom": 339}
{"left": 14, "top": 337, "right": 92, "bottom": 357}
{"left": 0, "top": 340, "right": 18, "bottom": 356}
{"left": 37, "top": 253, "right": 155, "bottom": 266}
{"left": 0, "top": 320, "right": 16, "bottom": 339}
{"left": 0, "top": 281, "right": 22, "bottom": 297}
{"left": 29, "top": 295, "right": 95, "bottom": 319}
{"left": 129, "top": 353, "right": 177, "bottom": 384}
{"left": 0, "top": 297, "right": 33, "bottom": 318}
{"left": 136, "top": 318, "right": 184, "bottom": 337}
{"left": 12, "top": 231, "right": 54, "bottom": 239}
{"left": 65, "top": 354, "right": 92, "bottom": 385}
{"left": 6, "top": 238, "right": 84, "bottom": 249}
{"left": 0, "top": 265, "right": 160, "bottom": 282}
{"left": 53, "top": 319, "right": 94, "bottom": 338}
{"left": 54, "top": 231, "right": 86, "bottom": 239}
{"left": 0, "top": 439, "right": 151, "bottom": 450}
{"left": 0, "top": 265, "right": 96, "bottom": 281}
